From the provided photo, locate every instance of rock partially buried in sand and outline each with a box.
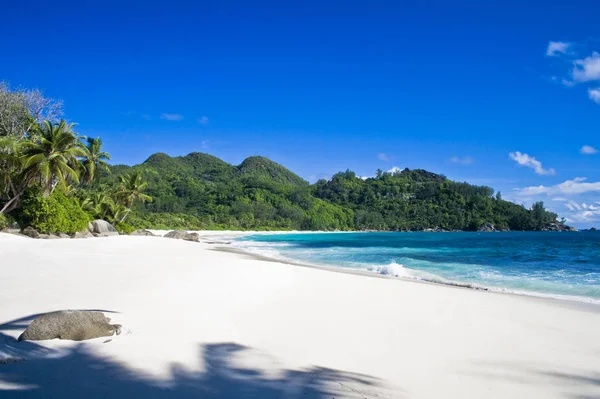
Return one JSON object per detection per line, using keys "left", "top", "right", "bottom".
{"left": 131, "top": 229, "right": 156, "bottom": 236}
{"left": 21, "top": 226, "right": 40, "bottom": 238}
{"left": 72, "top": 230, "right": 94, "bottom": 239}
{"left": 39, "top": 234, "right": 60, "bottom": 239}
{"left": 164, "top": 230, "right": 200, "bottom": 242}
{"left": 18, "top": 310, "right": 122, "bottom": 342}
{"left": 91, "top": 220, "right": 119, "bottom": 236}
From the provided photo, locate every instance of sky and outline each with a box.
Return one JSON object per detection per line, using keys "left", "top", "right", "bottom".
{"left": 2, "top": 1, "right": 600, "bottom": 227}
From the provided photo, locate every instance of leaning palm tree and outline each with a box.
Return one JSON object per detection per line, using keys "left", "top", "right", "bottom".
{"left": 103, "top": 199, "right": 129, "bottom": 225}
{"left": 80, "top": 137, "right": 111, "bottom": 185}
{"left": 114, "top": 170, "right": 152, "bottom": 222}
{"left": 0, "top": 136, "right": 27, "bottom": 214}
{"left": 22, "top": 120, "right": 85, "bottom": 196}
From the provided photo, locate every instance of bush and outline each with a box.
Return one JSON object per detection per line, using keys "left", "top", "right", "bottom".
{"left": 114, "top": 221, "right": 135, "bottom": 235}
{"left": 0, "top": 214, "right": 7, "bottom": 231}
{"left": 21, "top": 189, "right": 90, "bottom": 234}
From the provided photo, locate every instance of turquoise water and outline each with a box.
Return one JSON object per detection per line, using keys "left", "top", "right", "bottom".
{"left": 234, "top": 232, "right": 600, "bottom": 304}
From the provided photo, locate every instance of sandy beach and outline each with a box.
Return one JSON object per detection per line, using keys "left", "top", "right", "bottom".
{"left": 1, "top": 231, "right": 599, "bottom": 398}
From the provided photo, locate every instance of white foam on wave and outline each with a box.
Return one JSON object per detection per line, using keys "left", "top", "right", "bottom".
{"left": 231, "top": 239, "right": 600, "bottom": 306}
{"left": 371, "top": 261, "right": 416, "bottom": 278}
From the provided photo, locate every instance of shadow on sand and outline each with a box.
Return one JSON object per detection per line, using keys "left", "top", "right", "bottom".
{"left": 0, "top": 313, "right": 391, "bottom": 398}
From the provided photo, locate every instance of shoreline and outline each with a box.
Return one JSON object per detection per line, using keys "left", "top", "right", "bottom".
{"left": 213, "top": 243, "right": 600, "bottom": 312}
{"left": 153, "top": 229, "right": 600, "bottom": 308}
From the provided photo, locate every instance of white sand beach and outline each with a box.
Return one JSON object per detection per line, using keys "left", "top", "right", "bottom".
{"left": 1, "top": 232, "right": 599, "bottom": 398}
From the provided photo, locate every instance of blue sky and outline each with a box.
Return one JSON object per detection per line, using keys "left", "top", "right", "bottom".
{"left": 2, "top": 1, "right": 600, "bottom": 226}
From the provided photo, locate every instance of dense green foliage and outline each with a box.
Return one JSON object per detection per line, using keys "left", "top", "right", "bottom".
{"left": 0, "top": 213, "right": 7, "bottom": 230}
{"left": 1, "top": 83, "right": 152, "bottom": 234}
{"left": 313, "top": 170, "right": 558, "bottom": 231}
{"left": 114, "top": 221, "right": 135, "bottom": 235}
{"left": 101, "top": 152, "right": 560, "bottom": 232}
{"left": 20, "top": 189, "right": 90, "bottom": 234}
{"left": 0, "top": 82, "right": 564, "bottom": 233}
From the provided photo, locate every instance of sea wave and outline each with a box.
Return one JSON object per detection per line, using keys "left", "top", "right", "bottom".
{"left": 231, "top": 238, "right": 600, "bottom": 305}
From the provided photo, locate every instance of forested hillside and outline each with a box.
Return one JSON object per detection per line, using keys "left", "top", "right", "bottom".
{"left": 0, "top": 82, "right": 566, "bottom": 233}
{"left": 104, "top": 152, "right": 563, "bottom": 232}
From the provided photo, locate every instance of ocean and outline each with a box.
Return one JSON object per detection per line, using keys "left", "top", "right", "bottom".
{"left": 232, "top": 231, "right": 600, "bottom": 304}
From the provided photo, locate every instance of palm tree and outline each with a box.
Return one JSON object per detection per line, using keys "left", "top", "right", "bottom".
{"left": 0, "top": 136, "right": 27, "bottom": 214}
{"left": 115, "top": 170, "right": 152, "bottom": 222}
{"left": 22, "top": 120, "right": 85, "bottom": 196}
{"left": 80, "top": 137, "right": 111, "bottom": 185}
{"left": 102, "top": 198, "right": 129, "bottom": 225}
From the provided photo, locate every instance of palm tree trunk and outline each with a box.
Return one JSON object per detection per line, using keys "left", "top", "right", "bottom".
{"left": 120, "top": 209, "right": 131, "bottom": 223}
{"left": 0, "top": 193, "right": 21, "bottom": 214}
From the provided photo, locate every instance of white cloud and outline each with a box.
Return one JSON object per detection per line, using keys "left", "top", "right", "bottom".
{"left": 509, "top": 151, "right": 556, "bottom": 176}
{"left": 544, "top": 43, "right": 600, "bottom": 103}
{"left": 573, "top": 52, "right": 600, "bottom": 82}
{"left": 450, "top": 156, "right": 474, "bottom": 165}
{"left": 141, "top": 114, "right": 152, "bottom": 120}
{"left": 388, "top": 166, "right": 401, "bottom": 174}
{"left": 198, "top": 116, "right": 209, "bottom": 125}
{"left": 516, "top": 177, "right": 600, "bottom": 196}
{"left": 581, "top": 145, "right": 598, "bottom": 154}
{"left": 564, "top": 207, "right": 600, "bottom": 223}
{"left": 160, "top": 113, "right": 184, "bottom": 121}
{"left": 546, "top": 41, "right": 571, "bottom": 56}
{"left": 588, "top": 88, "right": 600, "bottom": 104}
{"left": 377, "top": 153, "right": 391, "bottom": 162}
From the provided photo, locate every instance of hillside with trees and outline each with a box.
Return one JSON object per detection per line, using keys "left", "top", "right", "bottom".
{"left": 0, "top": 82, "right": 568, "bottom": 233}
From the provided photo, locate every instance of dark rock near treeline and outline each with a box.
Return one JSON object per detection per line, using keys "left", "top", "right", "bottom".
{"left": 21, "top": 226, "right": 40, "bottom": 238}
{"left": 164, "top": 230, "right": 200, "bottom": 242}
{"left": 543, "top": 222, "right": 577, "bottom": 232}
{"left": 131, "top": 229, "right": 156, "bottom": 236}
{"left": 18, "top": 310, "right": 121, "bottom": 342}
{"left": 423, "top": 227, "right": 449, "bottom": 232}
{"left": 478, "top": 223, "right": 496, "bottom": 232}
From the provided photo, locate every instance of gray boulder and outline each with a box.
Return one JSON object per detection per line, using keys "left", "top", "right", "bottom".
{"left": 18, "top": 310, "right": 122, "bottom": 342}
{"left": 91, "top": 220, "right": 118, "bottom": 236}
{"left": 478, "top": 223, "right": 496, "bottom": 232}
{"left": 164, "top": 230, "right": 200, "bottom": 242}
{"left": 58, "top": 233, "right": 70, "bottom": 239}
{"left": 39, "top": 234, "right": 60, "bottom": 240}
{"left": 131, "top": 229, "right": 156, "bottom": 236}
{"left": 21, "top": 226, "right": 40, "bottom": 238}
{"left": 72, "top": 230, "right": 94, "bottom": 239}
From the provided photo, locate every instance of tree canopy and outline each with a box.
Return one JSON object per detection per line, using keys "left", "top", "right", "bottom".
{"left": 0, "top": 82, "right": 565, "bottom": 233}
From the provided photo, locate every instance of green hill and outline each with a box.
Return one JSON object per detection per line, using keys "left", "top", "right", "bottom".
{"left": 237, "top": 156, "right": 308, "bottom": 186}
{"left": 101, "top": 152, "right": 562, "bottom": 232}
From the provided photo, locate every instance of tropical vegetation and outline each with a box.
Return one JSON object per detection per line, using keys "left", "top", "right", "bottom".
{"left": 0, "top": 82, "right": 566, "bottom": 233}
{"left": 0, "top": 82, "right": 151, "bottom": 234}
